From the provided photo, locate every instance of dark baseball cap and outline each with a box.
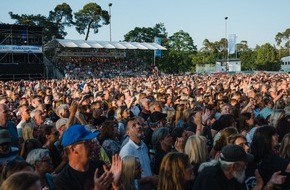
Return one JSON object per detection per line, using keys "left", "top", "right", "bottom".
{"left": 150, "top": 111, "right": 167, "bottom": 123}
{"left": 220, "top": 144, "right": 253, "bottom": 163}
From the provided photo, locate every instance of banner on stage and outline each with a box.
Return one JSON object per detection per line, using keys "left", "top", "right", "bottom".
{"left": 0, "top": 45, "right": 42, "bottom": 53}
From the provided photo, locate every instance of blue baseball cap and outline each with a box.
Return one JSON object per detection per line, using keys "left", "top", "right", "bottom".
{"left": 62, "top": 125, "right": 100, "bottom": 147}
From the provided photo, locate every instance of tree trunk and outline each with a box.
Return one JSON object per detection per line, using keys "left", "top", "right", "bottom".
{"left": 85, "top": 20, "right": 93, "bottom": 41}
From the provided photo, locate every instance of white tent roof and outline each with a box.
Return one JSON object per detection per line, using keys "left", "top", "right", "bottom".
{"left": 85, "top": 41, "right": 104, "bottom": 48}
{"left": 149, "top": 43, "right": 167, "bottom": 50}
{"left": 57, "top": 39, "right": 79, "bottom": 48}
{"left": 141, "top": 43, "right": 158, "bottom": 50}
{"left": 74, "top": 41, "right": 91, "bottom": 48}
{"left": 119, "top": 42, "right": 138, "bottom": 49}
{"left": 110, "top": 42, "right": 127, "bottom": 49}
{"left": 96, "top": 41, "right": 116, "bottom": 49}
{"left": 52, "top": 39, "right": 166, "bottom": 50}
{"left": 130, "top": 42, "right": 148, "bottom": 50}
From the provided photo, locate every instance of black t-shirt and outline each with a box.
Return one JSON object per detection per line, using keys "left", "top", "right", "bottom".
{"left": 49, "top": 145, "right": 62, "bottom": 169}
{"left": 244, "top": 161, "right": 257, "bottom": 190}
{"left": 55, "top": 160, "right": 105, "bottom": 190}
{"left": 152, "top": 149, "right": 167, "bottom": 175}
{"left": 143, "top": 128, "right": 153, "bottom": 150}
{"left": 193, "top": 164, "right": 244, "bottom": 190}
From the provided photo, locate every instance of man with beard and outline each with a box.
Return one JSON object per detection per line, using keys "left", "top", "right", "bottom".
{"left": 193, "top": 144, "right": 251, "bottom": 190}
{"left": 119, "top": 118, "right": 158, "bottom": 189}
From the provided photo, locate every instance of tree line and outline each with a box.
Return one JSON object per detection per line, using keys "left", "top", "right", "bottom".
{"left": 1, "top": 2, "right": 290, "bottom": 73}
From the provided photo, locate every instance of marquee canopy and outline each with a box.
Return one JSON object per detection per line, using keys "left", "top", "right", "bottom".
{"left": 47, "top": 39, "right": 167, "bottom": 50}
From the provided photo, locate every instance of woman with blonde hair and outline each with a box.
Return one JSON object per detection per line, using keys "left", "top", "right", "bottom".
{"left": 280, "top": 133, "right": 290, "bottom": 161}
{"left": 157, "top": 152, "right": 195, "bottom": 190}
{"left": 120, "top": 155, "right": 142, "bottom": 190}
{"left": 184, "top": 135, "right": 208, "bottom": 176}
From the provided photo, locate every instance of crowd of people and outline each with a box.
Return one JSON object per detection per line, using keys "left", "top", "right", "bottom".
{"left": 55, "top": 57, "right": 150, "bottom": 79}
{"left": 0, "top": 71, "right": 289, "bottom": 190}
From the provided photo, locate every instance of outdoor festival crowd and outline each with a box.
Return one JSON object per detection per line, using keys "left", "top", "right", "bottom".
{"left": 0, "top": 71, "right": 290, "bottom": 190}
{"left": 55, "top": 57, "right": 150, "bottom": 79}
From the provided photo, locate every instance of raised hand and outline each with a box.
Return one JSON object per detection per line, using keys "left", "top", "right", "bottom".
{"left": 110, "top": 154, "right": 122, "bottom": 185}
{"left": 269, "top": 171, "right": 286, "bottom": 185}
{"left": 202, "top": 109, "right": 211, "bottom": 124}
{"left": 69, "top": 100, "right": 78, "bottom": 115}
{"left": 94, "top": 168, "right": 114, "bottom": 190}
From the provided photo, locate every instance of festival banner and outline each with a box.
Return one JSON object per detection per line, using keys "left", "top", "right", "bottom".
{"left": 228, "top": 34, "right": 236, "bottom": 54}
{"left": 0, "top": 45, "right": 42, "bottom": 53}
{"left": 154, "top": 37, "right": 162, "bottom": 57}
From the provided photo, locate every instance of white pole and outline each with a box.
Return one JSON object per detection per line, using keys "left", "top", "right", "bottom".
{"left": 109, "top": 3, "right": 112, "bottom": 42}
{"left": 225, "top": 17, "right": 228, "bottom": 71}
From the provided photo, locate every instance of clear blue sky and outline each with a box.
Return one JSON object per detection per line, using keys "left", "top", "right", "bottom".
{"left": 1, "top": 0, "right": 289, "bottom": 50}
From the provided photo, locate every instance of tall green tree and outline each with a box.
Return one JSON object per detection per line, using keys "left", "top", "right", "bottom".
{"left": 48, "top": 3, "right": 74, "bottom": 37}
{"left": 123, "top": 23, "right": 168, "bottom": 67}
{"left": 192, "top": 52, "right": 216, "bottom": 65}
{"left": 74, "top": 2, "right": 110, "bottom": 40}
{"left": 240, "top": 49, "right": 256, "bottom": 70}
{"left": 236, "top": 40, "right": 249, "bottom": 56}
{"left": 163, "top": 30, "right": 197, "bottom": 72}
{"left": 275, "top": 28, "right": 290, "bottom": 58}
{"left": 49, "top": 3, "right": 74, "bottom": 25}
{"left": 9, "top": 3, "right": 76, "bottom": 43}
{"left": 201, "top": 39, "right": 218, "bottom": 55}
{"left": 275, "top": 29, "right": 290, "bottom": 48}
{"left": 214, "top": 38, "right": 227, "bottom": 59}
{"left": 124, "top": 23, "right": 167, "bottom": 43}
{"left": 168, "top": 30, "right": 196, "bottom": 52}
{"left": 236, "top": 40, "right": 249, "bottom": 52}
{"left": 255, "top": 43, "right": 280, "bottom": 70}
{"left": 200, "top": 38, "right": 227, "bottom": 60}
